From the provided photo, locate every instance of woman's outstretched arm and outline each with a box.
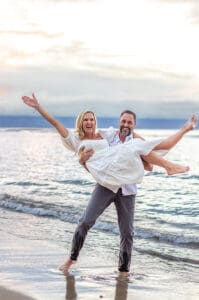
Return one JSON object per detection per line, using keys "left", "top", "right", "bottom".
{"left": 154, "top": 115, "right": 197, "bottom": 151}
{"left": 22, "top": 93, "right": 68, "bottom": 138}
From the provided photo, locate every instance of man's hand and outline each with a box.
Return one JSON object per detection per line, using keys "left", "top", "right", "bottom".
{"left": 142, "top": 159, "right": 153, "bottom": 171}
{"left": 134, "top": 132, "right": 154, "bottom": 171}
{"left": 78, "top": 146, "right": 94, "bottom": 170}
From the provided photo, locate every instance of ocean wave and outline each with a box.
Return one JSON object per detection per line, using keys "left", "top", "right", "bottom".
{"left": 176, "top": 174, "right": 199, "bottom": 180}
{"left": 0, "top": 193, "right": 198, "bottom": 249}
{"left": 4, "top": 179, "right": 93, "bottom": 187}
{"left": 142, "top": 207, "right": 199, "bottom": 217}
{"left": 135, "top": 247, "right": 199, "bottom": 265}
{"left": 145, "top": 171, "right": 165, "bottom": 177}
{"left": 151, "top": 173, "right": 199, "bottom": 181}
{"left": 0, "top": 193, "right": 80, "bottom": 224}
{"left": 0, "top": 128, "right": 52, "bottom": 132}
{"left": 54, "top": 179, "right": 93, "bottom": 186}
{"left": 145, "top": 172, "right": 199, "bottom": 180}
{"left": 135, "top": 228, "right": 199, "bottom": 249}
{"left": 0, "top": 194, "right": 117, "bottom": 233}
{"left": 5, "top": 181, "right": 49, "bottom": 186}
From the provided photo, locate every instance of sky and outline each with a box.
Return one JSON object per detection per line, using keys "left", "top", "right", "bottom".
{"left": 0, "top": 0, "right": 199, "bottom": 118}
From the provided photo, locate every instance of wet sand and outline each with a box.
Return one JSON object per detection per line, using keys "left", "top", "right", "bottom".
{"left": 0, "top": 286, "right": 35, "bottom": 300}
{"left": 0, "top": 216, "right": 198, "bottom": 300}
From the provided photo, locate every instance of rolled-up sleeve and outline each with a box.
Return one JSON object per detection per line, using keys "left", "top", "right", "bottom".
{"left": 61, "top": 129, "right": 79, "bottom": 153}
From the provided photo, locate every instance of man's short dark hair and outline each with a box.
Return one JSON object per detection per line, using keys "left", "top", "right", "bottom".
{"left": 120, "top": 110, "right": 136, "bottom": 124}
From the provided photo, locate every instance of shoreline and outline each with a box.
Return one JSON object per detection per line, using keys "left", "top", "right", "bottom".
{"left": 0, "top": 286, "right": 35, "bottom": 300}
{"left": 0, "top": 209, "right": 199, "bottom": 300}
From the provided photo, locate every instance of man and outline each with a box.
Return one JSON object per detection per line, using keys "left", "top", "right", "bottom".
{"left": 21, "top": 95, "right": 197, "bottom": 275}
{"left": 60, "top": 110, "right": 138, "bottom": 276}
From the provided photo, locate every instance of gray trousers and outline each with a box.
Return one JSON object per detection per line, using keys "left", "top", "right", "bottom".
{"left": 70, "top": 183, "right": 136, "bottom": 272}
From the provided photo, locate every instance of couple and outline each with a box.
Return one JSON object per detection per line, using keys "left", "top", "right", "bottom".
{"left": 22, "top": 94, "right": 197, "bottom": 276}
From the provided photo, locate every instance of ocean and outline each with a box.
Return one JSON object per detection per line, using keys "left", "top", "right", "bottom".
{"left": 0, "top": 120, "right": 198, "bottom": 299}
{"left": 0, "top": 115, "right": 190, "bottom": 129}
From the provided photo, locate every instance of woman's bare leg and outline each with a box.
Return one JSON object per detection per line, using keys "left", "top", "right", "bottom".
{"left": 142, "top": 151, "right": 189, "bottom": 175}
{"left": 154, "top": 115, "right": 197, "bottom": 151}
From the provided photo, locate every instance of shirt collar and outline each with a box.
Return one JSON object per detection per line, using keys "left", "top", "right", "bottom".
{"left": 113, "top": 132, "right": 133, "bottom": 144}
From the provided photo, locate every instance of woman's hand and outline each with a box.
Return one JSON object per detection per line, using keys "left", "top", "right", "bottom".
{"left": 22, "top": 93, "right": 40, "bottom": 109}
{"left": 22, "top": 93, "right": 68, "bottom": 137}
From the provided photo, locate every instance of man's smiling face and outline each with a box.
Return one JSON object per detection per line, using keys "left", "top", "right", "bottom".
{"left": 119, "top": 113, "right": 135, "bottom": 137}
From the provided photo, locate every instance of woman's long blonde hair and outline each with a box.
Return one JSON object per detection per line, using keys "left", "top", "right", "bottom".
{"left": 75, "top": 110, "right": 97, "bottom": 139}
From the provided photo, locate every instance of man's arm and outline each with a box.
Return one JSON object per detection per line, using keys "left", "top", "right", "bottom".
{"left": 133, "top": 131, "right": 145, "bottom": 140}
{"left": 133, "top": 131, "right": 154, "bottom": 171}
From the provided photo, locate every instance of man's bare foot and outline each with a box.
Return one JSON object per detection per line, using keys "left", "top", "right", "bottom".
{"left": 182, "top": 115, "right": 197, "bottom": 132}
{"left": 166, "top": 164, "right": 190, "bottom": 175}
{"left": 58, "top": 259, "right": 76, "bottom": 273}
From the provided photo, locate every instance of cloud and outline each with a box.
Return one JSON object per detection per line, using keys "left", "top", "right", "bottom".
{"left": 189, "top": 5, "right": 199, "bottom": 23}
{"left": 42, "top": 0, "right": 96, "bottom": 2}
{"left": 0, "top": 87, "right": 10, "bottom": 97}
{"left": 46, "top": 40, "right": 88, "bottom": 59}
{"left": 0, "top": 39, "right": 89, "bottom": 70}
{"left": 1, "top": 0, "right": 198, "bottom": 118}
{"left": 0, "top": 30, "right": 64, "bottom": 39}
{"left": 151, "top": 0, "right": 198, "bottom": 4}
{"left": 84, "top": 59, "right": 193, "bottom": 81}
{"left": 0, "top": 48, "right": 41, "bottom": 66}
{"left": 20, "top": 0, "right": 97, "bottom": 4}
{"left": 0, "top": 66, "right": 198, "bottom": 118}
{"left": 151, "top": 0, "right": 199, "bottom": 23}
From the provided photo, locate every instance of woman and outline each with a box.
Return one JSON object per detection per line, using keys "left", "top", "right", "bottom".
{"left": 22, "top": 94, "right": 197, "bottom": 192}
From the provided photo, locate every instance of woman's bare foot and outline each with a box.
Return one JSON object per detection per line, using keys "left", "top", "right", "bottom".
{"left": 182, "top": 115, "right": 197, "bottom": 132}
{"left": 58, "top": 259, "right": 76, "bottom": 273}
{"left": 166, "top": 163, "right": 190, "bottom": 175}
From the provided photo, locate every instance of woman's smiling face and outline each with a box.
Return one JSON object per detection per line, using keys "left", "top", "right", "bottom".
{"left": 82, "top": 112, "right": 96, "bottom": 136}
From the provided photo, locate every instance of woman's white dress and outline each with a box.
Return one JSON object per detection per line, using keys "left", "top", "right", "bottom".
{"left": 78, "top": 138, "right": 163, "bottom": 192}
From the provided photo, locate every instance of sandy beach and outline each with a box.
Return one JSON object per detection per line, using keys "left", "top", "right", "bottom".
{"left": 0, "top": 216, "right": 198, "bottom": 300}
{"left": 0, "top": 286, "right": 35, "bottom": 300}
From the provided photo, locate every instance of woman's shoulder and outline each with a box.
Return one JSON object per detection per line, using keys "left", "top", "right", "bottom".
{"left": 98, "top": 127, "right": 117, "bottom": 140}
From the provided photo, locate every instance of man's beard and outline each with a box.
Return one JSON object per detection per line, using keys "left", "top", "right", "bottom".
{"left": 119, "top": 126, "right": 132, "bottom": 137}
